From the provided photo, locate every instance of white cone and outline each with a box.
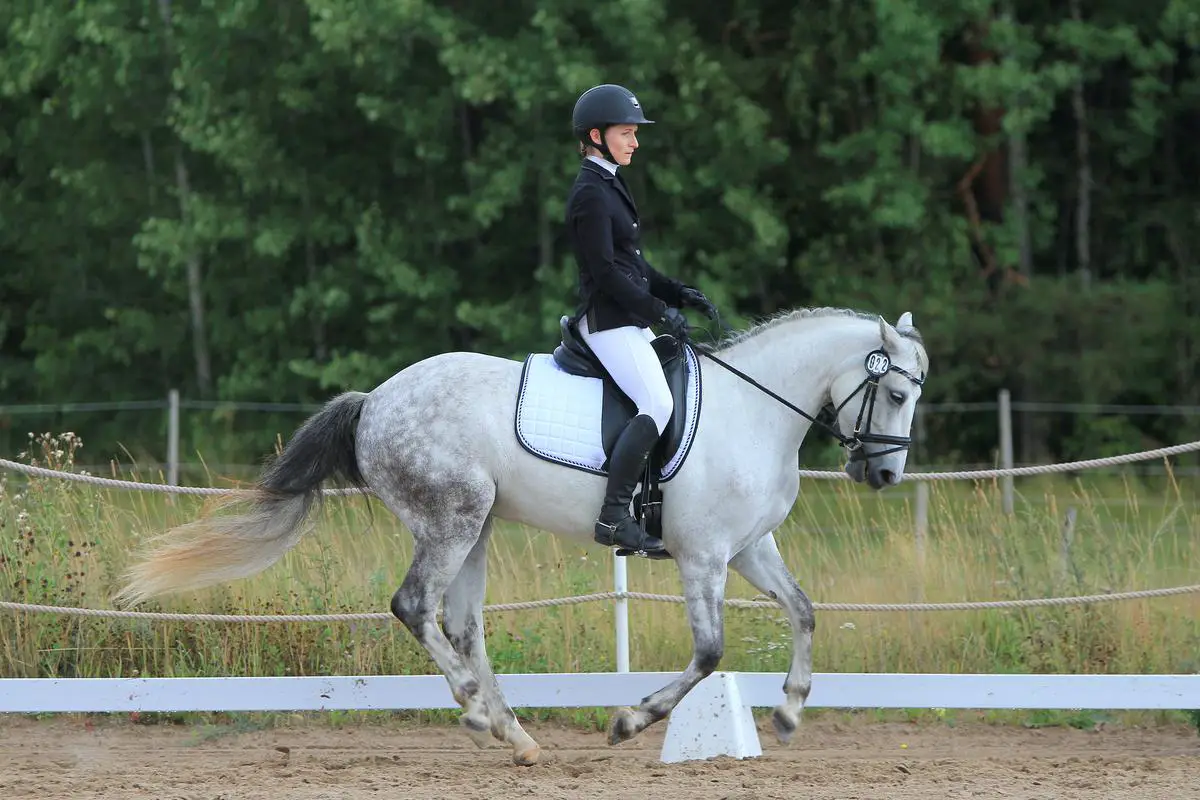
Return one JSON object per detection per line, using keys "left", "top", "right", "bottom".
{"left": 660, "top": 671, "right": 763, "bottom": 763}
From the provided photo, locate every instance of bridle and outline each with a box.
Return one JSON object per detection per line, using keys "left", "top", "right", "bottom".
{"left": 688, "top": 315, "right": 926, "bottom": 462}
{"left": 826, "top": 349, "right": 926, "bottom": 461}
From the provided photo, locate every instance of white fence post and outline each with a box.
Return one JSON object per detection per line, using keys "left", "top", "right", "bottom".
{"left": 998, "top": 388, "right": 1014, "bottom": 514}
{"left": 614, "top": 551, "right": 629, "bottom": 673}
{"left": 167, "top": 389, "right": 180, "bottom": 487}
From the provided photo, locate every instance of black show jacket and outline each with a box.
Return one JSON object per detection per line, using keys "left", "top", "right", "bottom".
{"left": 565, "top": 159, "right": 684, "bottom": 331}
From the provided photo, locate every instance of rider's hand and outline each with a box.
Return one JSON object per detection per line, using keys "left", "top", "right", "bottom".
{"left": 680, "top": 287, "right": 718, "bottom": 320}
{"left": 661, "top": 306, "right": 689, "bottom": 340}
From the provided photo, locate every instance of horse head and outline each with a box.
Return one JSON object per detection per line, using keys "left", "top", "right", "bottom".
{"left": 828, "top": 311, "right": 928, "bottom": 489}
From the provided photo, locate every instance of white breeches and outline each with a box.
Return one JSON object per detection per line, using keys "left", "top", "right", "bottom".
{"left": 579, "top": 317, "right": 673, "bottom": 435}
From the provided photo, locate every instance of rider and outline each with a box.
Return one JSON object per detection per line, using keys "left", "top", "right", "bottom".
{"left": 565, "top": 83, "right": 718, "bottom": 556}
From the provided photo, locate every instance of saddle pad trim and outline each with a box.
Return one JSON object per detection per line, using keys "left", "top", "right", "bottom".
{"left": 660, "top": 343, "right": 702, "bottom": 480}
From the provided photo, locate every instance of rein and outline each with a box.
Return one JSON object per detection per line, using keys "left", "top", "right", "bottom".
{"left": 688, "top": 312, "right": 925, "bottom": 459}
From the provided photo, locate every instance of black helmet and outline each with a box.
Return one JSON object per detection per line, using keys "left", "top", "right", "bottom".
{"left": 571, "top": 84, "right": 654, "bottom": 143}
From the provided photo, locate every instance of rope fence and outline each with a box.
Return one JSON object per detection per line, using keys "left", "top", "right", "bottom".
{"left": 1, "top": 439, "right": 1198, "bottom": 623}
{"left": 3, "top": 582, "right": 1200, "bottom": 624}
{"left": 3, "top": 439, "right": 1199, "bottom": 496}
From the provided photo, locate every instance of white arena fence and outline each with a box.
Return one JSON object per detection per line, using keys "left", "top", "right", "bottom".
{"left": 2, "top": 441, "right": 1200, "bottom": 762}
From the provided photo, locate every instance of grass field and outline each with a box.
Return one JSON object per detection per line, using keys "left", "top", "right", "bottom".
{"left": 2, "top": 432, "right": 1199, "bottom": 732}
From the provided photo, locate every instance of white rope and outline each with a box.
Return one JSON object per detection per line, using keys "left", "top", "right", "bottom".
{"left": 798, "top": 439, "right": 1200, "bottom": 480}
{"left": 3, "top": 439, "right": 1198, "bottom": 495}
{"left": 0, "top": 459, "right": 360, "bottom": 496}
{"left": 2, "top": 583, "right": 1198, "bottom": 623}
{"left": 624, "top": 584, "right": 1200, "bottom": 611}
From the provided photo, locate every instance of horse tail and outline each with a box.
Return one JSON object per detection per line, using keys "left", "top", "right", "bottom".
{"left": 115, "top": 391, "right": 370, "bottom": 607}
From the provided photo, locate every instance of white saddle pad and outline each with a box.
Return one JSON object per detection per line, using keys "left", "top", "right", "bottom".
{"left": 514, "top": 346, "right": 701, "bottom": 481}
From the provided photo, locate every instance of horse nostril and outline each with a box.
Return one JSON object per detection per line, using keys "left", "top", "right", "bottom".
{"left": 880, "top": 469, "right": 897, "bottom": 485}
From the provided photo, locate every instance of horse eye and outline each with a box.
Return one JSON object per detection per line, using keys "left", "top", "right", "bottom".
{"left": 889, "top": 391, "right": 907, "bottom": 406}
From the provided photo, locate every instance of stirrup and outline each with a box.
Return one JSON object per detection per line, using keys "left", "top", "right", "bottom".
{"left": 615, "top": 545, "right": 673, "bottom": 560}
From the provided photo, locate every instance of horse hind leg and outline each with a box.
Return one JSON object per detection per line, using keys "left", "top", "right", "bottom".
{"left": 441, "top": 515, "right": 540, "bottom": 765}
{"left": 381, "top": 480, "right": 520, "bottom": 761}
{"left": 729, "top": 532, "right": 815, "bottom": 744}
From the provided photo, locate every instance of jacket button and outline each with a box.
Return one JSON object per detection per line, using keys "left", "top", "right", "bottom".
{"left": 635, "top": 249, "right": 641, "bottom": 255}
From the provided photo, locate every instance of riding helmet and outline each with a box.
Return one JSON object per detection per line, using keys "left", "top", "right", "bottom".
{"left": 571, "top": 84, "right": 654, "bottom": 145}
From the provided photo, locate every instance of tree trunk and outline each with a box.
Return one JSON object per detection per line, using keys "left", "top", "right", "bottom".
{"left": 1070, "top": 0, "right": 1092, "bottom": 290}
{"left": 1004, "top": 3, "right": 1033, "bottom": 280}
{"left": 1161, "top": 209, "right": 1197, "bottom": 447}
{"left": 1161, "top": 66, "right": 1200, "bottom": 455}
{"left": 140, "top": 130, "right": 157, "bottom": 207}
{"left": 956, "top": 18, "right": 1015, "bottom": 290}
{"left": 157, "top": 0, "right": 212, "bottom": 396}
{"left": 1008, "top": 128, "right": 1033, "bottom": 278}
{"left": 536, "top": 106, "right": 553, "bottom": 274}
{"left": 173, "top": 151, "right": 212, "bottom": 397}
{"left": 538, "top": 166, "right": 553, "bottom": 272}
{"left": 302, "top": 177, "right": 327, "bottom": 362}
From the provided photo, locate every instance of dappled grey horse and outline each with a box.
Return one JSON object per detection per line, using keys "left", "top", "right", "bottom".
{"left": 117, "top": 307, "right": 928, "bottom": 765}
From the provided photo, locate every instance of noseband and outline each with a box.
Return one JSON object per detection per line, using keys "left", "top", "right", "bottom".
{"left": 697, "top": 344, "right": 926, "bottom": 463}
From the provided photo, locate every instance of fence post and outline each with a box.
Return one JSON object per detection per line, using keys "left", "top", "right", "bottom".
{"left": 998, "top": 388, "right": 1014, "bottom": 514}
{"left": 167, "top": 389, "right": 180, "bottom": 487}
{"left": 614, "top": 551, "right": 630, "bottom": 673}
{"left": 914, "top": 406, "right": 927, "bottom": 466}
{"left": 914, "top": 482, "right": 929, "bottom": 574}
{"left": 1058, "top": 507, "right": 1078, "bottom": 587}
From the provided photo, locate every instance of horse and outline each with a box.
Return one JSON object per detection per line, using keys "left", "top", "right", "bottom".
{"left": 115, "top": 306, "right": 929, "bottom": 766}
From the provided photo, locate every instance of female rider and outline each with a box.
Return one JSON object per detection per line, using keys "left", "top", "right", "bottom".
{"left": 565, "top": 83, "right": 718, "bottom": 557}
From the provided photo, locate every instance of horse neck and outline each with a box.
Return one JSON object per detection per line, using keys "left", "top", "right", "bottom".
{"left": 715, "top": 316, "right": 876, "bottom": 441}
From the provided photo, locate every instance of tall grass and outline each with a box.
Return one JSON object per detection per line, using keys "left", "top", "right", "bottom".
{"left": 2, "top": 432, "right": 1199, "bottom": 692}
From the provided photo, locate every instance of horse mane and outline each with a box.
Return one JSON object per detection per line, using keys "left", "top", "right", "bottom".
{"left": 700, "top": 306, "right": 926, "bottom": 366}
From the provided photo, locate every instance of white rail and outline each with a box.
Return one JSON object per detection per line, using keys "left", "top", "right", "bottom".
{"left": 3, "top": 672, "right": 1198, "bottom": 714}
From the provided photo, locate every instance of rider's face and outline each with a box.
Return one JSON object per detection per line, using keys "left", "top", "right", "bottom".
{"left": 592, "top": 125, "right": 639, "bottom": 165}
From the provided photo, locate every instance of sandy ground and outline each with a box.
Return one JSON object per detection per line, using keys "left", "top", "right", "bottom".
{"left": 1, "top": 714, "right": 1197, "bottom": 800}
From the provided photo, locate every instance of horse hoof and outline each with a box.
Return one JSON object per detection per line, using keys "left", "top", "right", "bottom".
{"left": 771, "top": 706, "right": 799, "bottom": 745}
{"left": 513, "top": 745, "right": 541, "bottom": 766}
{"left": 461, "top": 715, "right": 493, "bottom": 749}
{"left": 608, "top": 707, "right": 641, "bottom": 745}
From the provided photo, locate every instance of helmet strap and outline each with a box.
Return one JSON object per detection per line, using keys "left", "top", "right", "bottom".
{"left": 583, "top": 127, "right": 618, "bottom": 164}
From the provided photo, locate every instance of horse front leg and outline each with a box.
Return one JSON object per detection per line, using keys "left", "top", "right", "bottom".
{"left": 729, "top": 532, "right": 815, "bottom": 744}
{"left": 609, "top": 553, "right": 728, "bottom": 745}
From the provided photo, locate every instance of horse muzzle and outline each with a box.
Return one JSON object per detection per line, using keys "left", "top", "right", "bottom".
{"left": 866, "top": 462, "right": 901, "bottom": 489}
{"left": 843, "top": 443, "right": 870, "bottom": 483}
{"left": 844, "top": 440, "right": 905, "bottom": 489}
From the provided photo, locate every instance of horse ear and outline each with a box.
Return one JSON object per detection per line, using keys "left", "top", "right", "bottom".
{"left": 897, "top": 311, "right": 914, "bottom": 332}
{"left": 879, "top": 315, "right": 905, "bottom": 352}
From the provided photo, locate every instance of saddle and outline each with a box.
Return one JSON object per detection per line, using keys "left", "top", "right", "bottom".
{"left": 551, "top": 315, "right": 695, "bottom": 545}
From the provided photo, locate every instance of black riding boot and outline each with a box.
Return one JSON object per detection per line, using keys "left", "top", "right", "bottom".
{"left": 594, "top": 413, "right": 666, "bottom": 555}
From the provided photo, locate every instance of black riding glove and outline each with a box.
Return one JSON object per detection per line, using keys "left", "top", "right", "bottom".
{"left": 680, "top": 287, "right": 718, "bottom": 320}
{"left": 661, "top": 306, "right": 689, "bottom": 340}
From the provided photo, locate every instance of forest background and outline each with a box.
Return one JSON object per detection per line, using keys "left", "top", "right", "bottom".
{"left": 2, "top": 0, "right": 1198, "bottom": 473}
